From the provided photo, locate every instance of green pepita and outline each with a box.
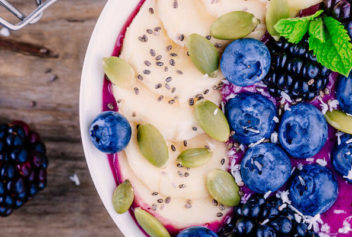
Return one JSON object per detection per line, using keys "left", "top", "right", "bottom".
{"left": 210, "top": 11, "right": 259, "bottom": 40}
{"left": 177, "top": 148, "right": 212, "bottom": 168}
{"left": 187, "top": 33, "right": 219, "bottom": 76}
{"left": 112, "top": 180, "right": 134, "bottom": 214}
{"left": 266, "top": 0, "right": 290, "bottom": 38}
{"left": 103, "top": 56, "right": 136, "bottom": 88}
{"left": 325, "top": 110, "right": 352, "bottom": 134}
{"left": 194, "top": 100, "right": 230, "bottom": 142}
{"left": 137, "top": 124, "right": 169, "bottom": 168}
{"left": 206, "top": 169, "right": 240, "bottom": 207}
{"left": 134, "top": 208, "right": 171, "bottom": 237}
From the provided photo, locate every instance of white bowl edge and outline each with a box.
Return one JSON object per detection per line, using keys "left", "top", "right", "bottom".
{"left": 79, "top": 0, "right": 144, "bottom": 236}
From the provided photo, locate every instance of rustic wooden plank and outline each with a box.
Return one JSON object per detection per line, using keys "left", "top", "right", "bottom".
{"left": 0, "top": 0, "right": 124, "bottom": 236}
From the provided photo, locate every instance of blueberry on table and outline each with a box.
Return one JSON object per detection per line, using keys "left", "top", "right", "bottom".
{"left": 241, "top": 143, "right": 291, "bottom": 193}
{"left": 225, "top": 93, "right": 277, "bottom": 145}
{"left": 89, "top": 111, "right": 131, "bottom": 153}
{"left": 289, "top": 164, "right": 338, "bottom": 216}
{"left": 220, "top": 38, "right": 271, "bottom": 87}
{"left": 177, "top": 226, "right": 218, "bottom": 237}
{"left": 279, "top": 103, "right": 328, "bottom": 158}
{"left": 336, "top": 74, "right": 352, "bottom": 114}
{"left": 332, "top": 133, "right": 352, "bottom": 182}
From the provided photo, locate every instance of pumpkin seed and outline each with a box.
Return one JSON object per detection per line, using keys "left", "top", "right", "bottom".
{"left": 266, "top": 0, "right": 290, "bottom": 38}
{"left": 187, "top": 33, "right": 219, "bottom": 76}
{"left": 325, "top": 110, "right": 352, "bottom": 134}
{"left": 210, "top": 11, "right": 259, "bottom": 40}
{"left": 103, "top": 56, "right": 136, "bottom": 88}
{"left": 194, "top": 100, "right": 230, "bottom": 142}
{"left": 137, "top": 124, "right": 169, "bottom": 168}
{"left": 206, "top": 169, "right": 240, "bottom": 207}
{"left": 177, "top": 148, "right": 212, "bottom": 168}
{"left": 134, "top": 208, "right": 171, "bottom": 237}
{"left": 112, "top": 180, "right": 134, "bottom": 214}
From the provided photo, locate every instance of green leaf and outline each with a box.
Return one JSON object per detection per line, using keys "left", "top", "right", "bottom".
{"left": 309, "top": 16, "right": 352, "bottom": 77}
{"left": 266, "top": 0, "right": 290, "bottom": 38}
{"left": 309, "top": 18, "right": 326, "bottom": 43}
{"left": 274, "top": 10, "right": 324, "bottom": 44}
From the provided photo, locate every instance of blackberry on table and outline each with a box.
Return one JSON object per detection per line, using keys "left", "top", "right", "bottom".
{"left": 217, "top": 195, "right": 318, "bottom": 237}
{"left": 264, "top": 37, "right": 331, "bottom": 101}
{"left": 0, "top": 121, "right": 48, "bottom": 217}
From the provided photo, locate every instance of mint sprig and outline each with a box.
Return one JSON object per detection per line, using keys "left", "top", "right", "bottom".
{"left": 273, "top": 11, "right": 352, "bottom": 77}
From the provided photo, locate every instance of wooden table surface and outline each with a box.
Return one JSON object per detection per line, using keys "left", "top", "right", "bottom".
{"left": 0, "top": 0, "right": 123, "bottom": 236}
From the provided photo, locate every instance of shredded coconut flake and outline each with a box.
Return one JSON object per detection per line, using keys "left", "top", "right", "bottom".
{"left": 328, "top": 99, "right": 339, "bottom": 112}
{"left": 239, "top": 144, "right": 245, "bottom": 151}
{"left": 225, "top": 94, "right": 236, "bottom": 100}
{"left": 278, "top": 190, "right": 292, "bottom": 205}
{"left": 231, "top": 163, "right": 244, "bottom": 187}
{"left": 338, "top": 216, "right": 352, "bottom": 234}
{"left": 304, "top": 214, "right": 324, "bottom": 233}
{"left": 281, "top": 91, "right": 292, "bottom": 103}
{"left": 69, "top": 174, "right": 80, "bottom": 186}
{"left": 316, "top": 158, "right": 327, "bottom": 167}
{"left": 273, "top": 116, "right": 279, "bottom": 123}
{"left": 346, "top": 139, "right": 352, "bottom": 144}
{"left": 336, "top": 132, "right": 344, "bottom": 145}
{"left": 321, "top": 223, "right": 330, "bottom": 233}
{"left": 249, "top": 138, "right": 265, "bottom": 148}
{"left": 284, "top": 103, "right": 291, "bottom": 111}
{"left": 264, "top": 191, "right": 272, "bottom": 199}
{"left": 214, "top": 108, "right": 219, "bottom": 115}
{"left": 271, "top": 132, "right": 278, "bottom": 143}
{"left": 318, "top": 97, "right": 329, "bottom": 114}
{"left": 334, "top": 209, "right": 346, "bottom": 214}
{"left": 343, "top": 169, "right": 352, "bottom": 180}
{"left": 306, "top": 158, "right": 315, "bottom": 162}
{"left": 245, "top": 127, "right": 260, "bottom": 133}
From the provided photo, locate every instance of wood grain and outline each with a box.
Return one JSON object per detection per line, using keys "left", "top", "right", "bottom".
{"left": 0, "top": 0, "right": 123, "bottom": 236}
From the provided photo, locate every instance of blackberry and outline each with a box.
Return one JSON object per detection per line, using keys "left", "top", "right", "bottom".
{"left": 217, "top": 194, "right": 318, "bottom": 237}
{"left": 264, "top": 37, "right": 331, "bottom": 101}
{"left": 324, "top": 0, "right": 352, "bottom": 37}
{"left": 0, "top": 121, "right": 48, "bottom": 216}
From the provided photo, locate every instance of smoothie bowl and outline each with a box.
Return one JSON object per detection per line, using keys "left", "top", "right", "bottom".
{"left": 80, "top": 0, "right": 352, "bottom": 236}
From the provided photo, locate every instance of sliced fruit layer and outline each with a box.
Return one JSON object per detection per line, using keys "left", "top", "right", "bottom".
{"left": 325, "top": 110, "right": 352, "bottom": 134}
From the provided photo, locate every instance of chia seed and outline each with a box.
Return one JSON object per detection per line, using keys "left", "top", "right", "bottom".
{"left": 178, "top": 34, "right": 184, "bottom": 41}
{"left": 107, "top": 103, "right": 114, "bottom": 110}
{"left": 165, "top": 197, "right": 171, "bottom": 204}
{"left": 166, "top": 45, "right": 172, "bottom": 51}
{"left": 152, "top": 204, "right": 157, "bottom": 211}
{"left": 158, "top": 95, "right": 164, "bottom": 101}
{"left": 137, "top": 74, "right": 143, "bottom": 80}
{"left": 149, "top": 7, "right": 154, "bottom": 14}
{"left": 165, "top": 83, "right": 171, "bottom": 90}
{"left": 168, "top": 99, "right": 175, "bottom": 104}
{"left": 219, "top": 204, "right": 225, "bottom": 211}
{"left": 143, "top": 69, "right": 151, "bottom": 75}
{"left": 189, "top": 98, "right": 194, "bottom": 106}
{"left": 204, "top": 145, "right": 210, "bottom": 149}
{"left": 156, "top": 55, "right": 162, "bottom": 60}
{"left": 169, "top": 59, "right": 175, "bottom": 66}
{"left": 206, "top": 35, "right": 211, "bottom": 40}
{"left": 173, "top": 0, "right": 178, "bottom": 8}
{"left": 170, "top": 53, "right": 178, "bottom": 57}
{"left": 154, "top": 26, "right": 161, "bottom": 32}
{"left": 217, "top": 212, "right": 223, "bottom": 217}
{"left": 192, "top": 127, "right": 197, "bottom": 131}
{"left": 146, "top": 29, "right": 153, "bottom": 34}
{"left": 144, "top": 60, "right": 151, "bottom": 66}
{"left": 150, "top": 49, "right": 156, "bottom": 56}
{"left": 171, "top": 87, "right": 176, "bottom": 93}
{"left": 155, "top": 83, "right": 162, "bottom": 89}
{"left": 138, "top": 35, "right": 148, "bottom": 42}
{"left": 184, "top": 172, "right": 189, "bottom": 177}
{"left": 221, "top": 158, "right": 225, "bottom": 165}
{"left": 214, "top": 43, "right": 222, "bottom": 48}
{"left": 177, "top": 163, "right": 183, "bottom": 168}
{"left": 157, "top": 198, "right": 163, "bottom": 203}
{"left": 164, "top": 66, "right": 169, "bottom": 72}
{"left": 165, "top": 77, "right": 172, "bottom": 82}
{"left": 177, "top": 171, "right": 183, "bottom": 177}
{"left": 183, "top": 140, "right": 188, "bottom": 147}
{"left": 132, "top": 112, "right": 136, "bottom": 117}
{"left": 134, "top": 87, "right": 139, "bottom": 95}
{"left": 185, "top": 200, "right": 192, "bottom": 209}
{"left": 179, "top": 184, "right": 185, "bottom": 189}
{"left": 204, "top": 89, "right": 209, "bottom": 94}
{"left": 171, "top": 144, "right": 176, "bottom": 152}
{"left": 212, "top": 199, "right": 218, "bottom": 206}
{"left": 176, "top": 70, "right": 183, "bottom": 75}
{"left": 152, "top": 192, "right": 158, "bottom": 196}
{"left": 156, "top": 61, "right": 164, "bottom": 67}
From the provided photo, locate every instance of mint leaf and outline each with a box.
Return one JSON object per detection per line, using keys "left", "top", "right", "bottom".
{"left": 309, "top": 18, "right": 326, "bottom": 43}
{"left": 274, "top": 10, "right": 324, "bottom": 44}
{"left": 309, "top": 16, "right": 352, "bottom": 77}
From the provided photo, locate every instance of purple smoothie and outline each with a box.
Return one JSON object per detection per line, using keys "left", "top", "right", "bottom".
{"left": 101, "top": 1, "right": 352, "bottom": 236}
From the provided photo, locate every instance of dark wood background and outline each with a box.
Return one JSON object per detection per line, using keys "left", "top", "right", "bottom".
{"left": 0, "top": 0, "right": 123, "bottom": 236}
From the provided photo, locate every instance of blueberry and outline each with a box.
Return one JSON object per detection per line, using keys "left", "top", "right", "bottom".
{"left": 220, "top": 38, "right": 271, "bottom": 87}
{"left": 336, "top": 74, "right": 352, "bottom": 114}
{"left": 235, "top": 218, "right": 255, "bottom": 235}
{"left": 332, "top": 133, "right": 352, "bottom": 182}
{"left": 279, "top": 103, "right": 328, "bottom": 158}
{"left": 177, "top": 226, "right": 218, "bottom": 237}
{"left": 89, "top": 111, "right": 132, "bottom": 153}
{"left": 241, "top": 143, "right": 291, "bottom": 193}
{"left": 289, "top": 165, "right": 338, "bottom": 216}
{"left": 225, "top": 93, "right": 277, "bottom": 145}
{"left": 256, "top": 225, "right": 277, "bottom": 237}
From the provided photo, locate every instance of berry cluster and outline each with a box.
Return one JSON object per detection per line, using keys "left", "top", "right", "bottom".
{"left": 0, "top": 121, "right": 48, "bottom": 216}
{"left": 218, "top": 195, "right": 318, "bottom": 237}
{"left": 264, "top": 37, "right": 331, "bottom": 101}
{"left": 324, "top": 0, "right": 352, "bottom": 38}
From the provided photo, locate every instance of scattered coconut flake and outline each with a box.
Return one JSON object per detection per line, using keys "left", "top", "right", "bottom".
{"left": 231, "top": 163, "right": 244, "bottom": 187}
{"left": 213, "top": 108, "right": 219, "bottom": 115}
{"left": 284, "top": 103, "right": 291, "bottom": 111}
{"left": 319, "top": 233, "right": 330, "bottom": 237}
{"left": 227, "top": 149, "right": 236, "bottom": 157}
{"left": 241, "top": 193, "right": 252, "bottom": 204}
{"left": 336, "top": 132, "right": 344, "bottom": 146}
{"left": 69, "top": 173, "right": 80, "bottom": 186}
{"left": 261, "top": 219, "right": 270, "bottom": 225}
{"left": 318, "top": 97, "right": 329, "bottom": 114}
{"left": 248, "top": 138, "right": 265, "bottom": 148}
{"left": 328, "top": 99, "right": 339, "bottom": 112}
{"left": 346, "top": 139, "right": 352, "bottom": 144}
{"left": 321, "top": 223, "right": 330, "bottom": 233}
{"left": 273, "top": 116, "right": 279, "bottom": 123}
{"left": 278, "top": 203, "right": 287, "bottom": 211}
{"left": 306, "top": 158, "right": 315, "bottom": 162}
{"left": 239, "top": 144, "right": 245, "bottom": 151}
{"left": 290, "top": 167, "right": 296, "bottom": 175}
{"left": 221, "top": 102, "right": 225, "bottom": 112}
{"left": 271, "top": 132, "right": 278, "bottom": 143}
{"left": 0, "top": 27, "right": 10, "bottom": 37}
{"left": 338, "top": 216, "right": 352, "bottom": 234}
{"left": 298, "top": 176, "right": 306, "bottom": 186}
{"left": 281, "top": 91, "right": 293, "bottom": 103}
{"left": 343, "top": 168, "right": 352, "bottom": 180}
{"left": 264, "top": 191, "right": 272, "bottom": 199}
{"left": 334, "top": 209, "right": 347, "bottom": 214}
{"left": 316, "top": 158, "right": 327, "bottom": 167}
{"left": 225, "top": 94, "right": 236, "bottom": 101}
{"left": 304, "top": 214, "right": 324, "bottom": 233}
{"left": 245, "top": 127, "right": 260, "bottom": 133}
{"left": 256, "top": 88, "right": 264, "bottom": 93}
{"left": 297, "top": 163, "right": 303, "bottom": 170}
{"left": 278, "top": 190, "right": 291, "bottom": 205}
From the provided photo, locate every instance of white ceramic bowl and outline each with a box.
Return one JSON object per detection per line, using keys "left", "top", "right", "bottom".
{"left": 79, "top": 0, "right": 144, "bottom": 236}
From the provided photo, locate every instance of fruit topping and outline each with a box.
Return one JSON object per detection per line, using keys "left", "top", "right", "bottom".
{"left": 218, "top": 194, "right": 319, "bottom": 237}
{"left": 279, "top": 103, "right": 328, "bottom": 158}
{"left": 206, "top": 169, "right": 240, "bottom": 207}
{"left": 325, "top": 110, "right": 352, "bottom": 134}
{"left": 112, "top": 180, "right": 134, "bottom": 214}
{"left": 0, "top": 121, "right": 48, "bottom": 217}
{"left": 241, "top": 143, "right": 291, "bottom": 193}
{"left": 194, "top": 100, "right": 230, "bottom": 142}
{"left": 210, "top": 11, "right": 259, "bottom": 40}
{"left": 336, "top": 73, "right": 352, "bottom": 114}
{"left": 177, "top": 226, "right": 218, "bottom": 237}
{"left": 103, "top": 56, "right": 136, "bottom": 88}
{"left": 187, "top": 34, "right": 219, "bottom": 76}
{"left": 89, "top": 111, "right": 132, "bottom": 154}
{"left": 324, "top": 0, "right": 352, "bottom": 22}
{"left": 177, "top": 148, "right": 212, "bottom": 168}
{"left": 220, "top": 38, "right": 271, "bottom": 87}
{"left": 225, "top": 93, "right": 277, "bottom": 145}
{"left": 266, "top": 0, "right": 290, "bottom": 38}
{"left": 134, "top": 207, "right": 171, "bottom": 237}
{"left": 289, "top": 164, "right": 338, "bottom": 216}
{"left": 332, "top": 133, "right": 352, "bottom": 182}
{"left": 137, "top": 124, "right": 169, "bottom": 168}
{"left": 264, "top": 37, "right": 330, "bottom": 101}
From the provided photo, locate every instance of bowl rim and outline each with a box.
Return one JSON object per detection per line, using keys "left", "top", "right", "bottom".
{"left": 79, "top": 0, "right": 144, "bottom": 236}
